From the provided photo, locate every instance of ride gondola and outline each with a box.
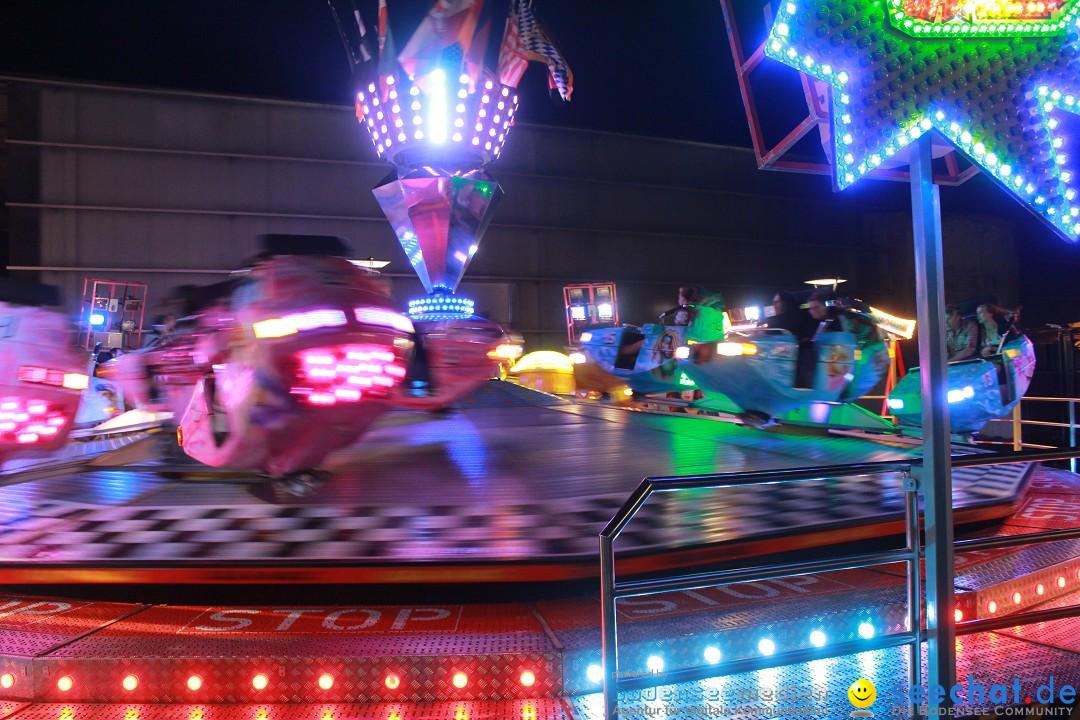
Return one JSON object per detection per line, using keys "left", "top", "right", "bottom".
{"left": 105, "top": 235, "right": 511, "bottom": 494}
{"left": 578, "top": 303, "right": 728, "bottom": 396}
{"left": 0, "top": 280, "right": 88, "bottom": 462}
{"left": 887, "top": 335, "right": 1036, "bottom": 434}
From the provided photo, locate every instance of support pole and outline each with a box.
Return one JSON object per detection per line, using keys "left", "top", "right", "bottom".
{"left": 910, "top": 133, "right": 956, "bottom": 707}
{"left": 600, "top": 535, "right": 618, "bottom": 720}
{"left": 905, "top": 483, "right": 923, "bottom": 717}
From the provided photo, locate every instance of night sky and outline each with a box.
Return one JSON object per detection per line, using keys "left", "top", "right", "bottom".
{"left": 0, "top": 0, "right": 749, "bottom": 146}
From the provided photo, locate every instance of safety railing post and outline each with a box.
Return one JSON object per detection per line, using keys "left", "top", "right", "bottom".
{"left": 904, "top": 475, "right": 923, "bottom": 718}
{"left": 1070, "top": 400, "right": 1077, "bottom": 473}
{"left": 600, "top": 533, "right": 618, "bottom": 720}
{"left": 1012, "top": 404, "right": 1023, "bottom": 451}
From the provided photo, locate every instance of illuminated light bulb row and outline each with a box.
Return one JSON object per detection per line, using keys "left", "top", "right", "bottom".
{"left": 33, "top": 669, "right": 540, "bottom": 695}
{"left": 1033, "top": 85, "right": 1080, "bottom": 238}
{"left": 886, "top": 0, "right": 1080, "bottom": 36}
{"left": 935, "top": 95, "right": 1080, "bottom": 239}
{"left": 407, "top": 295, "right": 476, "bottom": 320}
{"left": 985, "top": 570, "right": 1079, "bottom": 613}
{"left": 356, "top": 73, "right": 519, "bottom": 162}
{"left": 582, "top": 624, "right": 881, "bottom": 685}
{"left": 0, "top": 395, "right": 70, "bottom": 445}
{"left": 292, "top": 344, "right": 405, "bottom": 406}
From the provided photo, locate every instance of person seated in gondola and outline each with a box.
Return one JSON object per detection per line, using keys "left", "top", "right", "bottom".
{"left": 837, "top": 302, "right": 884, "bottom": 348}
{"left": 976, "top": 303, "right": 1020, "bottom": 358}
{"left": 619, "top": 286, "right": 725, "bottom": 366}
{"left": 945, "top": 304, "right": 978, "bottom": 362}
{"left": 671, "top": 286, "right": 725, "bottom": 331}
{"left": 801, "top": 291, "right": 843, "bottom": 340}
{"left": 793, "top": 291, "right": 842, "bottom": 389}
{"left": 762, "top": 290, "right": 802, "bottom": 334}
{"left": 976, "top": 302, "right": 1023, "bottom": 402}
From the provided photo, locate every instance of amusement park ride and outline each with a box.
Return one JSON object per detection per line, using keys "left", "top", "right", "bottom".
{"left": 3, "top": 1, "right": 1080, "bottom": 719}
{"left": 578, "top": 292, "right": 1037, "bottom": 435}
{"left": 94, "top": 233, "right": 512, "bottom": 494}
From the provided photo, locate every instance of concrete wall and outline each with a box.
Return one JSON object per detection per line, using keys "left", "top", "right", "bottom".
{"left": 0, "top": 77, "right": 1049, "bottom": 353}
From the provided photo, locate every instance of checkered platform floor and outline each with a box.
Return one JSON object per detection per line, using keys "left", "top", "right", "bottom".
{"left": 0, "top": 383, "right": 1034, "bottom": 567}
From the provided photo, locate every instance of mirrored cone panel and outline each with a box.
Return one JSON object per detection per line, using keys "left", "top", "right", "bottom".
{"left": 373, "top": 166, "right": 503, "bottom": 294}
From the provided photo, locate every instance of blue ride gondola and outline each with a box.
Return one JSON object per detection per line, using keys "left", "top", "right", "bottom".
{"left": 887, "top": 335, "right": 1036, "bottom": 434}
{"left": 683, "top": 328, "right": 860, "bottom": 418}
{"left": 578, "top": 304, "right": 728, "bottom": 396}
{"left": 582, "top": 297, "right": 898, "bottom": 424}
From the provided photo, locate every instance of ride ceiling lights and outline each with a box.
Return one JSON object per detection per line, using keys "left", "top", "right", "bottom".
{"left": 344, "top": 0, "right": 573, "bottom": 319}
{"left": 357, "top": 71, "right": 518, "bottom": 166}
{"left": 764, "top": 0, "right": 1080, "bottom": 241}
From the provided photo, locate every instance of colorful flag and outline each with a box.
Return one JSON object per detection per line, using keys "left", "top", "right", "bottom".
{"left": 377, "top": 0, "right": 389, "bottom": 56}
{"left": 398, "top": 0, "right": 485, "bottom": 81}
{"left": 496, "top": 0, "right": 528, "bottom": 88}
{"left": 516, "top": 0, "right": 573, "bottom": 101}
{"left": 354, "top": 7, "right": 373, "bottom": 62}
{"left": 377, "top": 0, "right": 398, "bottom": 100}
{"left": 463, "top": 17, "right": 491, "bottom": 92}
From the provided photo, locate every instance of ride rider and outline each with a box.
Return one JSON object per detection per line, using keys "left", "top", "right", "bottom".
{"left": 762, "top": 290, "right": 802, "bottom": 334}
{"left": 976, "top": 303, "right": 1020, "bottom": 358}
{"left": 945, "top": 304, "right": 978, "bottom": 362}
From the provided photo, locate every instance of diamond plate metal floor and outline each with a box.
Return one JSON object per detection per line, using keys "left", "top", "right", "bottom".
{"left": 1, "top": 487, "right": 1080, "bottom": 711}
{"left": 572, "top": 632, "right": 1080, "bottom": 719}
{"left": 0, "top": 700, "right": 573, "bottom": 719}
{"left": 0, "top": 382, "right": 1034, "bottom": 584}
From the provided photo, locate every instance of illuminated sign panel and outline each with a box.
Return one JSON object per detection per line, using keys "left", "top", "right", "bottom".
{"left": 902, "top": 0, "right": 1072, "bottom": 21}
{"left": 891, "top": 0, "right": 1079, "bottom": 35}
{"left": 765, "top": 0, "right": 1080, "bottom": 241}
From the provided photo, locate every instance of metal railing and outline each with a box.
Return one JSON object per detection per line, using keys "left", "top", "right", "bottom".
{"left": 599, "top": 447, "right": 1080, "bottom": 720}
{"left": 982, "top": 397, "right": 1080, "bottom": 471}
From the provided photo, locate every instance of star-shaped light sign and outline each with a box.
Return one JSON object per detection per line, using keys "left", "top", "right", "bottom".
{"left": 765, "top": 0, "right": 1080, "bottom": 241}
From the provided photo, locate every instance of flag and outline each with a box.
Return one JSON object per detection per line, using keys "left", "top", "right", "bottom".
{"left": 496, "top": 0, "right": 528, "bottom": 88}
{"left": 377, "top": 0, "right": 398, "bottom": 100}
{"left": 398, "top": 0, "right": 485, "bottom": 81}
{"left": 463, "top": 17, "right": 491, "bottom": 92}
{"left": 327, "top": 0, "right": 373, "bottom": 74}
{"left": 377, "top": 0, "right": 389, "bottom": 56}
{"left": 354, "top": 7, "right": 373, "bottom": 62}
{"left": 517, "top": 0, "right": 572, "bottom": 101}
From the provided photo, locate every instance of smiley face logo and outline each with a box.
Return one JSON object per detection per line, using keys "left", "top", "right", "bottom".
{"left": 848, "top": 678, "right": 876, "bottom": 709}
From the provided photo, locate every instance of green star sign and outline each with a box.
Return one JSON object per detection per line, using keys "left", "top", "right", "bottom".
{"left": 765, "top": 0, "right": 1080, "bottom": 241}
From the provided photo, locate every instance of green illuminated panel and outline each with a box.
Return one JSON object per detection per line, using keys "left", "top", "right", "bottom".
{"left": 890, "top": 0, "right": 1080, "bottom": 37}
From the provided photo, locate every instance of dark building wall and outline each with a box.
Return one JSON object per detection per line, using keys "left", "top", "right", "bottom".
{"left": 0, "top": 76, "right": 1065, "bottom": 352}
{"left": 0, "top": 81, "right": 10, "bottom": 273}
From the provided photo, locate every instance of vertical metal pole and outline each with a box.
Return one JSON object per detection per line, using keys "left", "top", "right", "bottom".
{"left": 1067, "top": 395, "right": 1075, "bottom": 472}
{"left": 1012, "top": 404, "right": 1023, "bottom": 451}
{"left": 910, "top": 133, "right": 956, "bottom": 708}
{"left": 905, "top": 483, "right": 923, "bottom": 717}
{"left": 600, "top": 534, "right": 619, "bottom": 720}
{"left": 1069, "top": 400, "right": 1076, "bottom": 473}
{"left": 1067, "top": 332, "right": 1077, "bottom": 472}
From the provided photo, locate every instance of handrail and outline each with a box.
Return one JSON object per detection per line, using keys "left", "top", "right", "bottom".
{"left": 614, "top": 548, "right": 911, "bottom": 598}
{"left": 599, "top": 445, "right": 1080, "bottom": 720}
{"left": 981, "top": 395, "right": 1079, "bottom": 471}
